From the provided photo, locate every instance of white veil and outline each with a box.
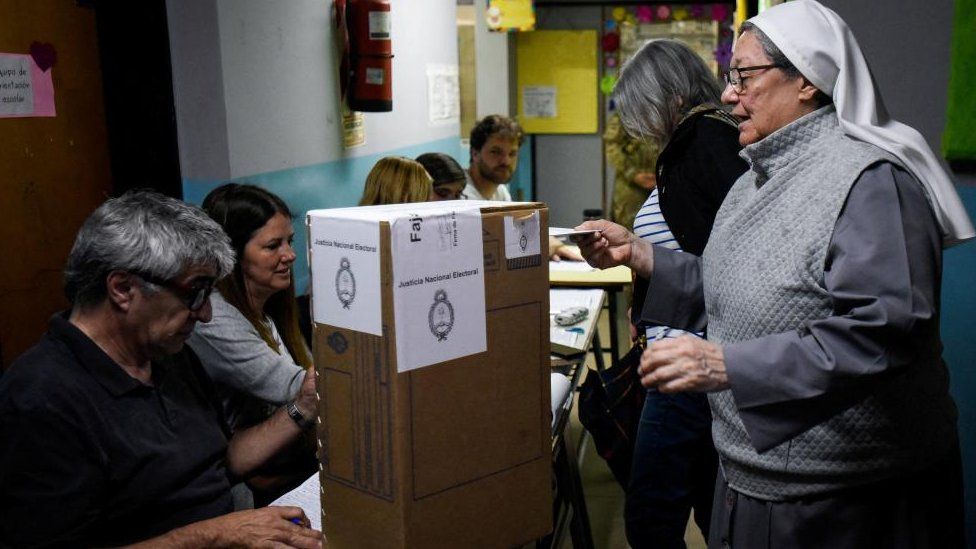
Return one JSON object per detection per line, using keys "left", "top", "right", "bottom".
{"left": 750, "top": 0, "right": 974, "bottom": 247}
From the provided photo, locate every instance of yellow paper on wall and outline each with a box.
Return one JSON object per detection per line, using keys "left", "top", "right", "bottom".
{"left": 516, "top": 30, "right": 598, "bottom": 134}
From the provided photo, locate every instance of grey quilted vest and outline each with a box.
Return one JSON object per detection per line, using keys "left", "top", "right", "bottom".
{"left": 702, "top": 106, "right": 955, "bottom": 500}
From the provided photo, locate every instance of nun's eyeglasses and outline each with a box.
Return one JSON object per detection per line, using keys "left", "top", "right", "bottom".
{"left": 723, "top": 64, "right": 784, "bottom": 94}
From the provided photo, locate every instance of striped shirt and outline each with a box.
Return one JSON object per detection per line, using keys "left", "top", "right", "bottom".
{"left": 633, "top": 188, "right": 681, "bottom": 251}
{"left": 634, "top": 188, "right": 701, "bottom": 340}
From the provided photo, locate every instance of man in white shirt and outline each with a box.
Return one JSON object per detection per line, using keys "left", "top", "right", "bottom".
{"left": 464, "top": 114, "right": 579, "bottom": 260}
{"left": 462, "top": 114, "right": 520, "bottom": 201}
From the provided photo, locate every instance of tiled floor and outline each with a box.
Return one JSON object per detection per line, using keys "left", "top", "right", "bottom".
{"left": 554, "top": 307, "right": 707, "bottom": 549}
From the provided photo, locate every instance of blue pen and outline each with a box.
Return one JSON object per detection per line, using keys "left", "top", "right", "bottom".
{"left": 290, "top": 518, "right": 303, "bottom": 526}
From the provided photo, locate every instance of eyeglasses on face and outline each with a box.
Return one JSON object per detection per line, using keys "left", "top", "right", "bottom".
{"left": 723, "top": 64, "right": 783, "bottom": 94}
{"left": 133, "top": 271, "right": 215, "bottom": 312}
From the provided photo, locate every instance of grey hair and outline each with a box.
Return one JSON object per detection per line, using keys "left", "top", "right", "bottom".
{"left": 739, "top": 22, "right": 830, "bottom": 105}
{"left": 612, "top": 39, "right": 724, "bottom": 145}
{"left": 738, "top": 22, "right": 801, "bottom": 79}
{"left": 65, "top": 190, "right": 235, "bottom": 308}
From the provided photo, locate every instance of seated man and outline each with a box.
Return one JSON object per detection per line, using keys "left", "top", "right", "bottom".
{"left": 0, "top": 192, "right": 321, "bottom": 548}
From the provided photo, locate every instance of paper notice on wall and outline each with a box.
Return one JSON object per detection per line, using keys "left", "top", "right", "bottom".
{"left": 522, "top": 86, "right": 557, "bottom": 118}
{"left": 0, "top": 53, "right": 55, "bottom": 118}
{"left": 342, "top": 111, "right": 365, "bottom": 149}
{"left": 504, "top": 211, "right": 541, "bottom": 259}
{"left": 308, "top": 214, "right": 382, "bottom": 335}
{"left": 426, "top": 64, "right": 460, "bottom": 125}
{"left": 391, "top": 206, "right": 486, "bottom": 372}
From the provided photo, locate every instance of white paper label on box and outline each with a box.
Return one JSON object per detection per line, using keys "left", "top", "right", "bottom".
{"left": 503, "top": 211, "right": 541, "bottom": 259}
{"left": 308, "top": 215, "right": 382, "bottom": 335}
{"left": 391, "top": 206, "right": 486, "bottom": 372}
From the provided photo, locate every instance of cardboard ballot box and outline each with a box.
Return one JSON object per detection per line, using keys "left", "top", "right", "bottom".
{"left": 307, "top": 201, "right": 552, "bottom": 548}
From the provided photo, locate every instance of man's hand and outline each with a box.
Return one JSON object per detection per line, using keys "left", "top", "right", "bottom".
{"left": 638, "top": 336, "right": 729, "bottom": 393}
{"left": 207, "top": 507, "right": 322, "bottom": 548}
{"left": 148, "top": 506, "right": 323, "bottom": 548}
{"left": 572, "top": 219, "right": 653, "bottom": 277}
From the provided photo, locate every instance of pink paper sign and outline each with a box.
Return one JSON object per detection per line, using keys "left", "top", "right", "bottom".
{"left": 0, "top": 53, "right": 56, "bottom": 118}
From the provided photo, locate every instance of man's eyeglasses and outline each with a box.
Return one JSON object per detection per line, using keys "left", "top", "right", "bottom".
{"left": 723, "top": 64, "right": 783, "bottom": 94}
{"left": 134, "top": 272, "right": 215, "bottom": 312}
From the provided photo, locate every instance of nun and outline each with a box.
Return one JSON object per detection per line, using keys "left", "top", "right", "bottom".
{"left": 575, "top": 1, "right": 972, "bottom": 546}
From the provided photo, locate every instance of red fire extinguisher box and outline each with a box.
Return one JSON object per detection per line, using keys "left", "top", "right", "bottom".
{"left": 343, "top": 0, "right": 394, "bottom": 112}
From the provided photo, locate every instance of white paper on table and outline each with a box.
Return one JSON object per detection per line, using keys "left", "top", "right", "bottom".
{"left": 550, "top": 326, "right": 582, "bottom": 350}
{"left": 503, "top": 211, "right": 541, "bottom": 259}
{"left": 270, "top": 472, "right": 322, "bottom": 531}
{"left": 391, "top": 205, "right": 486, "bottom": 372}
{"left": 549, "top": 289, "right": 603, "bottom": 353}
{"left": 548, "top": 259, "right": 596, "bottom": 273}
{"left": 549, "top": 288, "right": 603, "bottom": 314}
{"left": 550, "top": 373, "right": 571, "bottom": 427}
{"left": 308, "top": 214, "right": 382, "bottom": 335}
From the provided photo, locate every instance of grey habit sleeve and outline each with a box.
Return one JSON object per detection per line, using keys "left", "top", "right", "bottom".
{"left": 637, "top": 247, "right": 708, "bottom": 333}
{"left": 724, "top": 162, "right": 945, "bottom": 452}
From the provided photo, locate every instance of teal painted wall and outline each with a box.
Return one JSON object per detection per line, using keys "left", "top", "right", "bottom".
{"left": 183, "top": 135, "right": 534, "bottom": 296}
{"left": 944, "top": 186, "right": 976, "bottom": 546}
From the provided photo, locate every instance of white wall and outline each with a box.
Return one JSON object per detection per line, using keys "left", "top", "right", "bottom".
{"left": 217, "top": 0, "right": 339, "bottom": 177}
{"left": 533, "top": 6, "right": 605, "bottom": 227}
{"left": 473, "top": 0, "right": 511, "bottom": 118}
{"left": 168, "top": 0, "right": 461, "bottom": 182}
{"left": 166, "top": 0, "right": 231, "bottom": 180}
{"left": 166, "top": 0, "right": 464, "bottom": 293}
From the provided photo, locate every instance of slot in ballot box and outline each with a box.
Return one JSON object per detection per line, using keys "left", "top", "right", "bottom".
{"left": 307, "top": 201, "right": 552, "bottom": 548}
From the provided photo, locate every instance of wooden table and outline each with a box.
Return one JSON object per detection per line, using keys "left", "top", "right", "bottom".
{"left": 541, "top": 287, "right": 609, "bottom": 549}
{"left": 549, "top": 261, "right": 632, "bottom": 364}
{"left": 549, "top": 288, "right": 605, "bottom": 358}
{"left": 544, "top": 352, "right": 594, "bottom": 549}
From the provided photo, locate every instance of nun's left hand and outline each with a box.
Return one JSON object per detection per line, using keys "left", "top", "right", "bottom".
{"left": 639, "top": 336, "right": 729, "bottom": 393}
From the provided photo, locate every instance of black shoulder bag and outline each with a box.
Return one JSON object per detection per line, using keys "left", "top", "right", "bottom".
{"left": 577, "top": 333, "right": 646, "bottom": 489}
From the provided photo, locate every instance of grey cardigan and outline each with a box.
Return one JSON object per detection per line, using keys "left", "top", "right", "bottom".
{"left": 188, "top": 290, "right": 307, "bottom": 431}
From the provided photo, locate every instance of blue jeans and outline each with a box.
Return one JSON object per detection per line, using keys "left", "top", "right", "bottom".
{"left": 625, "top": 390, "right": 718, "bottom": 549}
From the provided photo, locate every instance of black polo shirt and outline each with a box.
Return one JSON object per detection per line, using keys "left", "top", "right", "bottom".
{"left": 0, "top": 314, "right": 235, "bottom": 548}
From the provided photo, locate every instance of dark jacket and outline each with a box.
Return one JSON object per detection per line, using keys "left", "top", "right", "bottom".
{"left": 656, "top": 108, "right": 747, "bottom": 256}
{"left": 633, "top": 108, "right": 747, "bottom": 326}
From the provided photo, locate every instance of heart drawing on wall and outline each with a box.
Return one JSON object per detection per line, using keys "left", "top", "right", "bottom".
{"left": 29, "top": 42, "right": 57, "bottom": 72}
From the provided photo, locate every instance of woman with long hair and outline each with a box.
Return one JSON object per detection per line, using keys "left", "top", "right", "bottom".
{"left": 416, "top": 152, "right": 466, "bottom": 201}
{"left": 189, "top": 183, "right": 316, "bottom": 507}
{"left": 359, "top": 156, "right": 433, "bottom": 205}
{"left": 611, "top": 39, "right": 747, "bottom": 547}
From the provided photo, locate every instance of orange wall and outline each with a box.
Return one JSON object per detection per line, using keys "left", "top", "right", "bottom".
{"left": 0, "top": 0, "right": 112, "bottom": 368}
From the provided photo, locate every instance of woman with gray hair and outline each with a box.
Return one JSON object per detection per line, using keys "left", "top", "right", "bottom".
{"left": 611, "top": 38, "right": 747, "bottom": 548}
{"left": 579, "top": 1, "right": 972, "bottom": 546}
